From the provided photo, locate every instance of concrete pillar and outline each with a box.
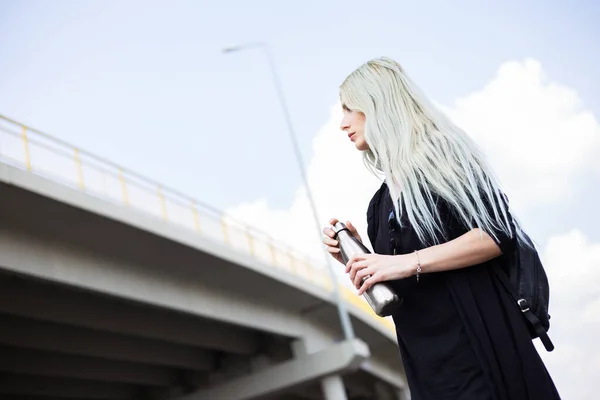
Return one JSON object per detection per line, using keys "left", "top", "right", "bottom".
{"left": 294, "top": 339, "right": 354, "bottom": 400}
{"left": 321, "top": 375, "right": 347, "bottom": 400}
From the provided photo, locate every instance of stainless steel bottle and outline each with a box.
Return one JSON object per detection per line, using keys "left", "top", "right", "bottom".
{"left": 333, "top": 221, "right": 402, "bottom": 317}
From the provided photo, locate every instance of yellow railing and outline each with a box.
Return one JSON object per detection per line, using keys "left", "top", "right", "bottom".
{"left": 0, "top": 114, "right": 395, "bottom": 333}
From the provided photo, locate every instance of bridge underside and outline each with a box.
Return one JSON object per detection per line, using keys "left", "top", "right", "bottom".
{"left": 0, "top": 163, "right": 407, "bottom": 399}
{"left": 0, "top": 271, "right": 403, "bottom": 399}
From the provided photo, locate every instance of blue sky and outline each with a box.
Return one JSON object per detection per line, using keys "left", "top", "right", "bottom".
{"left": 1, "top": 0, "right": 598, "bottom": 211}
{"left": 1, "top": 2, "right": 599, "bottom": 398}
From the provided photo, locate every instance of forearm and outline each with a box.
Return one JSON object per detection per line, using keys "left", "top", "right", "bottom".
{"left": 414, "top": 228, "right": 503, "bottom": 274}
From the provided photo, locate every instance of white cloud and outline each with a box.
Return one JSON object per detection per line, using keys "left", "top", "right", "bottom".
{"left": 536, "top": 229, "right": 600, "bottom": 400}
{"left": 441, "top": 58, "right": 600, "bottom": 212}
{"left": 582, "top": 297, "right": 600, "bottom": 324}
{"left": 543, "top": 229, "right": 600, "bottom": 303}
{"left": 226, "top": 58, "right": 600, "bottom": 399}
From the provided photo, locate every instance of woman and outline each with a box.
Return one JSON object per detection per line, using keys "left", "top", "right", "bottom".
{"left": 322, "top": 57, "right": 560, "bottom": 400}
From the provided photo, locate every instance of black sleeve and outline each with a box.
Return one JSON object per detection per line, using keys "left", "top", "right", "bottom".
{"left": 477, "top": 191, "right": 517, "bottom": 255}
{"left": 437, "top": 190, "right": 517, "bottom": 255}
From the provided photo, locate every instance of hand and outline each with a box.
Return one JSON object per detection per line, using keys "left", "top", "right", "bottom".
{"left": 346, "top": 253, "right": 416, "bottom": 295}
{"left": 322, "top": 218, "right": 362, "bottom": 265}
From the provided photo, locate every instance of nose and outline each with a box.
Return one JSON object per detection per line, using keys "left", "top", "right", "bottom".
{"left": 340, "top": 115, "right": 350, "bottom": 132}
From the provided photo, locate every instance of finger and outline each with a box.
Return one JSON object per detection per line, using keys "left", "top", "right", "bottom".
{"left": 322, "top": 237, "right": 338, "bottom": 247}
{"left": 346, "top": 253, "right": 368, "bottom": 267}
{"left": 346, "top": 221, "right": 361, "bottom": 239}
{"left": 326, "top": 246, "right": 340, "bottom": 254}
{"left": 354, "top": 268, "right": 372, "bottom": 288}
{"left": 349, "top": 263, "right": 368, "bottom": 282}
{"left": 345, "top": 257, "right": 357, "bottom": 273}
{"left": 346, "top": 220, "right": 357, "bottom": 232}
{"left": 358, "top": 274, "right": 379, "bottom": 295}
{"left": 346, "top": 255, "right": 367, "bottom": 274}
{"left": 356, "top": 266, "right": 373, "bottom": 281}
{"left": 322, "top": 227, "right": 336, "bottom": 238}
{"left": 328, "top": 218, "right": 339, "bottom": 226}
{"left": 351, "top": 260, "right": 370, "bottom": 269}
{"left": 349, "top": 260, "right": 369, "bottom": 277}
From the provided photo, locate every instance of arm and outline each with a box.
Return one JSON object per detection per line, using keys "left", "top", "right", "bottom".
{"left": 416, "top": 227, "right": 503, "bottom": 273}
{"left": 348, "top": 228, "right": 504, "bottom": 295}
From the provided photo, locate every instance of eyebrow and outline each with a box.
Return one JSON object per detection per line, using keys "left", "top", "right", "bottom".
{"left": 341, "top": 103, "right": 350, "bottom": 111}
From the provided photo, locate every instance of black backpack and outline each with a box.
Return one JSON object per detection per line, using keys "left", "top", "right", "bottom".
{"left": 493, "top": 231, "right": 554, "bottom": 352}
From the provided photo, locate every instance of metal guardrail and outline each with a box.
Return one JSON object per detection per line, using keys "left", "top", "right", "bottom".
{"left": 0, "top": 114, "right": 395, "bottom": 333}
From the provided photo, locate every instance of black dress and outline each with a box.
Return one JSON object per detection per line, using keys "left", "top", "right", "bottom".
{"left": 366, "top": 182, "right": 561, "bottom": 400}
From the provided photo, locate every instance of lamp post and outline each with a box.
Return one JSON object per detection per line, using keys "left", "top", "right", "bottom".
{"left": 222, "top": 42, "right": 355, "bottom": 341}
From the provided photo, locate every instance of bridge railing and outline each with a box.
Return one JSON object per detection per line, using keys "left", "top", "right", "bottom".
{"left": 0, "top": 114, "right": 394, "bottom": 333}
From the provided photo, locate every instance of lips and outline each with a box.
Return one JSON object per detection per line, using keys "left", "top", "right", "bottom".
{"left": 348, "top": 132, "right": 356, "bottom": 140}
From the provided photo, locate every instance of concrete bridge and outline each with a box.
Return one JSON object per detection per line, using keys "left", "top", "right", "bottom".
{"left": 0, "top": 115, "right": 408, "bottom": 400}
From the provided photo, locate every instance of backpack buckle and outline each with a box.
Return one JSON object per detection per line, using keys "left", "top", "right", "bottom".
{"left": 518, "top": 299, "right": 530, "bottom": 313}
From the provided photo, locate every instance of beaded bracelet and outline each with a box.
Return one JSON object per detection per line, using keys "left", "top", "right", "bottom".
{"left": 414, "top": 250, "right": 422, "bottom": 283}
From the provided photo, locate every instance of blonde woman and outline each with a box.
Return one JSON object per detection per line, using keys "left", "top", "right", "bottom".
{"left": 322, "top": 57, "right": 560, "bottom": 400}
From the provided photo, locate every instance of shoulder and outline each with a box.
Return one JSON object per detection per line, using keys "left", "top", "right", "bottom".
{"left": 366, "top": 181, "right": 388, "bottom": 217}
{"left": 365, "top": 181, "right": 389, "bottom": 247}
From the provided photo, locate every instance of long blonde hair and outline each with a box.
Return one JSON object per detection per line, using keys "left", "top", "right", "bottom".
{"left": 340, "top": 57, "right": 519, "bottom": 246}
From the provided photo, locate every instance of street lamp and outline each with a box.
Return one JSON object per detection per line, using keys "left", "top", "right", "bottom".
{"left": 222, "top": 42, "right": 355, "bottom": 341}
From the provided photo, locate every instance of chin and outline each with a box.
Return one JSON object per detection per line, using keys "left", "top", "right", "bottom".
{"left": 355, "top": 141, "right": 369, "bottom": 151}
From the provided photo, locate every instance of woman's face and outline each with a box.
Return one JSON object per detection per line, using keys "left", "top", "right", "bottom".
{"left": 340, "top": 105, "right": 369, "bottom": 151}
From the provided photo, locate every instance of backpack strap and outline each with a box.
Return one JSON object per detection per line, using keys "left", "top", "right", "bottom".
{"left": 493, "top": 265, "right": 555, "bottom": 352}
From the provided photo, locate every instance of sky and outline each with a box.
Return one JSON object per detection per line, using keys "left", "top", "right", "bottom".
{"left": 1, "top": 0, "right": 599, "bottom": 398}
